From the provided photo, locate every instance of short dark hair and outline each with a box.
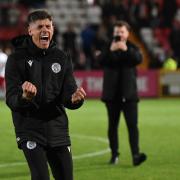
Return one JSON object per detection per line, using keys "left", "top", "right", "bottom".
{"left": 27, "top": 9, "right": 53, "bottom": 25}
{"left": 114, "top": 20, "right": 131, "bottom": 32}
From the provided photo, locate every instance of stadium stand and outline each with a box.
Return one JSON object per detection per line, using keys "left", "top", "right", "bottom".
{"left": 0, "top": 0, "right": 180, "bottom": 69}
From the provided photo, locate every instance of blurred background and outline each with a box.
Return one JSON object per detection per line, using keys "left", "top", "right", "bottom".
{"left": 0, "top": 0, "right": 180, "bottom": 99}
{"left": 0, "top": 1, "right": 180, "bottom": 180}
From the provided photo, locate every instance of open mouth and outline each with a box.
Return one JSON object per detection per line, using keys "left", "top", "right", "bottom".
{"left": 40, "top": 35, "right": 49, "bottom": 43}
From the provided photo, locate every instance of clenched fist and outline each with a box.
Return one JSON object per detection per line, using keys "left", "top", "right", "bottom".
{"left": 71, "top": 87, "right": 86, "bottom": 104}
{"left": 22, "top": 81, "right": 37, "bottom": 101}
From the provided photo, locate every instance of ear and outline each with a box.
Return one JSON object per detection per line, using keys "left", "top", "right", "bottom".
{"left": 52, "top": 24, "right": 55, "bottom": 34}
{"left": 28, "top": 26, "right": 32, "bottom": 36}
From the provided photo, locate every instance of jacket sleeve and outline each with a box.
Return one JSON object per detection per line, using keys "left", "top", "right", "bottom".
{"left": 61, "top": 53, "right": 83, "bottom": 109}
{"left": 5, "top": 54, "right": 38, "bottom": 112}
{"left": 99, "top": 42, "right": 142, "bottom": 67}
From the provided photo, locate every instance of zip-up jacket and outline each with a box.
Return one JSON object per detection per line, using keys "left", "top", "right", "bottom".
{"left": 5, "top": 35, "right": 83, "bottom": 148}
{"left": 99, "top": 40, "right": 142, "bottom": 102}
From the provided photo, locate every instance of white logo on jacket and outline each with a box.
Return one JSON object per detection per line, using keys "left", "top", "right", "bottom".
{"left": 27, "top": 141, "right": 37, "bottom": 150}
{"left": 51, "top": 63, "right": 61, "bottom": 73}
{"left": 16, "top": 137, "right": 20, "bottom": 142}
{"left": 27, "top": 60, "right": 33, "bottom": 67}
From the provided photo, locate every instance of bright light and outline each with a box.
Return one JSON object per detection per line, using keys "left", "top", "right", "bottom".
{"left": 87, "top": 0, "right": 94, "bottom": 5}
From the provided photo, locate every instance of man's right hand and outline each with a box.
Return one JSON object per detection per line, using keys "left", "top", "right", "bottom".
{"left": 22, "top": 81, "right": 37, "bottom": 101}
{"left": 110, "top": 41, "right": 127, "bottom": 52}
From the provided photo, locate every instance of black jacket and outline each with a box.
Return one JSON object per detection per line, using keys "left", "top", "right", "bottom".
{"left": 5, "top": 35, "right": 83, "bottom": 148}
{"left": 99, "top": 40, "right": 142, "bottom": 102}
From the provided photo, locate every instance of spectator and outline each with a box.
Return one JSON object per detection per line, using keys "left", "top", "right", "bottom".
{"left": 161, "top": 0, "right": 177, "bottom": 27}
{"left": 98, "top": 20, "right": 147, "bottom": 166}
{"left": 169, "top": 20, "right": 180, "bottom": 65}
{"left": 81, "top": 24, "right": 96, "bottom": 69}
{"left": 0, "top": 48, "right": 7, "bottom": 78}
{"left": 62, "top": 22, "right": 79, "bottom": 69}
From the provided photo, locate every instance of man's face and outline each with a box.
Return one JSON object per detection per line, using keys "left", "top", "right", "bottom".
{"left": 113, "top": 25, "right": 129, "bottom": 41}
{"left": 28, "top": 19, "right": 54, "bottom": 49}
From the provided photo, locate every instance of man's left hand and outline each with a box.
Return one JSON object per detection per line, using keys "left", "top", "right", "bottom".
{"left": 110, "top": 41, "right": 127, "bottom": 52}
{"left": 71, "top": 87, "right": 86, "bottom": 104}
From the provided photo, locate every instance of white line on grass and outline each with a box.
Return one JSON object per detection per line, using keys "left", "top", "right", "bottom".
{"left": 73, "top": 148, "right": 110, "bottom": 160}
{"left": 0, "top": 134, "right": 110, "bottom": 168}
{"left": 0, "top": 162, "right": 26, "bottom": 168}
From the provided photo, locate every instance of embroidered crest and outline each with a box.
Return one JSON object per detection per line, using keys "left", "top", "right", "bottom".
{"left": 51, "top": 63, "right": 61, "bottom": 73}
{"left": 27, "top": 141, "right": 37, "bottom": 150}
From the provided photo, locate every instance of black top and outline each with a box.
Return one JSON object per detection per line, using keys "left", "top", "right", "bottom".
{"left": 99, "top": 40, "right": 142, "bottom": 102}
{"left": 5, "top": 35, "right": 83, "bottom": 148}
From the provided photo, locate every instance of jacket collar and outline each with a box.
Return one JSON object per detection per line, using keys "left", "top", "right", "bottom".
{"left": 12, "top": 35, "right": 56, "bottom": 56}
{"left": 26, "top": 37, "right": 56, "bottom": 57}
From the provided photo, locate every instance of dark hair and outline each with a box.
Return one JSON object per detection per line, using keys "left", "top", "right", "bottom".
{"left": 27, "top": 9, "right": 53, "bottom": 25}
{"left": 114, "top": 20, "right": 131, "bottom": 32}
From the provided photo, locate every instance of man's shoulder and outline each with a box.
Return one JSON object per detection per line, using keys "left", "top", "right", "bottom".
{"left": 127, "top": 40, "right": 139, "bottom": 49}
{"left": 52, "top": 47, "right": 67, "bottom": 58}
{"left": 10, "top": 48, "right": 28, "bottom": 60}
{"left": 52, "top": 48, "right": 72, "bottom": 63}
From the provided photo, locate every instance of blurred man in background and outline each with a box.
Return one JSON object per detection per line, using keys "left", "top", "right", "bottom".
{"left": 98, "top": 20, "right": 147, "bottom": 166}
{"left": 5, "top": 10, "right": 86, "bottom": 180}
{"left": 0, "top": 48, "right": 7, "bottom": 97}
{"left": 0, "top": 48, "right": 7, "bottom": 78}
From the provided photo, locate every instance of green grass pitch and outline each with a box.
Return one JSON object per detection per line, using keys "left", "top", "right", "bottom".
{"left": 0, "top": 98, "right": 180, "bottom": 180}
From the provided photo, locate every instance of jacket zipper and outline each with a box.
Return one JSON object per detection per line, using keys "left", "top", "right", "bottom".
{"left": 40, "top": 60, "right": 44, "bottom": 105}
{"left": 41, "top": 50, "right": 49, "bottom": 143}
{"left": 41, "top": 50, "right": 46, "bottom": 105}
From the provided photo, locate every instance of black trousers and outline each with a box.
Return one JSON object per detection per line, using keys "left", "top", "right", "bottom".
{"left": 105, "top": 101, "right": 139, "bottom": 157}
{"left": 21, "top": 142, "right": 73, "bottom": 180}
